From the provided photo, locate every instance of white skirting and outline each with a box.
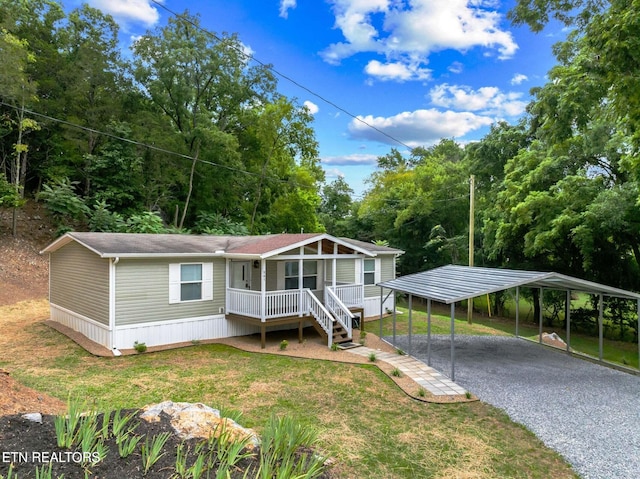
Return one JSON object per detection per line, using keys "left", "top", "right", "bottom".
{"left": 50, "top": 303, "right": 111, "bottom": 349}
{"left": 363, "top": 295, "right": 395, "bottom": 318}
{"left": 113, "top": 315, "right": 262, "bottom": 350}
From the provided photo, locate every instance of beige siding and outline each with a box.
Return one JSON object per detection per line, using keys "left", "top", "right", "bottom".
{"left": 364, "top": 255, "right": 396, "bottom": 298}
{"left": 50, "top": 242, "right": 110, "bottom": 325}
{"left": 336, "top": 259, "right": 356, "bottom": 283}
{"left": 266, "top": 261, "right": 278, "bottom": 291}
{"left": 115, "top": 258, "right": 225, "bottom": 326}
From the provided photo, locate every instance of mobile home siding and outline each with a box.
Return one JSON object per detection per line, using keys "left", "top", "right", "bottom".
{"left": 364, "top": 255, "right": 395, "bottom": 298}
{"left": 336, "top": 259, "right": 356, "bottom": 283}
{"left": 49, "top": 242, "right": 110, "bottom": 325}
{"left": 114, "top": 258, "right": 225, "bottom": 326}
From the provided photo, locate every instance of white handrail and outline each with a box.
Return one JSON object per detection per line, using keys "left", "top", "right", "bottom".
{"left": 303, "top": 289, "right": 335, "bottom": 347}
{"left": 325, "top": 287, "right": 353, "bottom": 339}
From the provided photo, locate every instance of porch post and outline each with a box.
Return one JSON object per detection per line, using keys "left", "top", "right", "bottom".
{"left": 298, "top": 248, "right": 304, "bottom": 317}
{"left": 225, "top": 259, "right": 230, "bottom": 313}
{"left": 332, "top": 243, "right": 337, "bottom": 289}
{"left": 260, "top": 259, "right": 266, "bottom": 321}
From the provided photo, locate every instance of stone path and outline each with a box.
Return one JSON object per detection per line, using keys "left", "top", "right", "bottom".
{"left": 345, "top": 346, "right": 466, "bottom": 396}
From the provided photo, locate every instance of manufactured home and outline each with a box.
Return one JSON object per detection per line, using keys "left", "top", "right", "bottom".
{"left": 41, "top": 232, "right": 403, "bottom": 354}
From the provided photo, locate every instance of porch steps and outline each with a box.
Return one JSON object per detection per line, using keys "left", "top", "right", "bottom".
{"left": 310, "top": 319, "right": 352, "bottom": 344}
{"left": 332, "top": 323, "right": 351, "bottom": 344}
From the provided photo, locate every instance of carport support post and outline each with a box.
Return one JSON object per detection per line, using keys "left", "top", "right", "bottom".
{"left": 450, "top": 302, "right": 456, "bottom": 381}
{"left": 427, "top": 298, "right": 432, "bottom": 366}
{"left": 538, "top": 288, "right": 544, "bottom": 344}
{"left": 598, "top": 294, "right": 604, "bottom": 361}
{"left": 392, "top": 300, "right": 397, "bottom": 346}
{"left": 379, "top": 287, "right": 383, "bottom": 339}
{"left": 408, "top": 294, "right": 413, "bottom": 356}
{"left": 515, "top": 287, "right": 520, "bottom": 337}
{"left": 566, "top": 290, "right": 571, "bottom": 353}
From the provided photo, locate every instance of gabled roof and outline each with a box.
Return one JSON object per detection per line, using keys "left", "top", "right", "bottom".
{"left": 41, "top": 232, "right": 404, "bottom": 259}
{"left": 378, "top": 265, "right": 640, "bottom": 302}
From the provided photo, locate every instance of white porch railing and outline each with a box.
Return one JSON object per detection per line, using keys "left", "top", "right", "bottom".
{"left": 325, "top": 288, "right": 353, "bottom": 340}
{"left": 330, "top": 283, "right": 364, "bottom": 308}
{"left": 228, "top": 286, "right": 360, "bottom": 348}
{"left": 303, "top": 289, "right": 335, "bottom": 347}
{"left": 228, "top": 288, "right": 301, "bottom": 319}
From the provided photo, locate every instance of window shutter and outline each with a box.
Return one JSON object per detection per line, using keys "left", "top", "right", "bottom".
{"left": 375, "top": 258, "right": 381, "bottom": 284}
{"left": 169, "top": 263, "right": 181, "bottom": 304}
{"left": 202, "top": 263, "right": 214, "bottom": 301}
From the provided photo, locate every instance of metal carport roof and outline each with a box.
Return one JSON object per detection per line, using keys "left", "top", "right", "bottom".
{"left": 377, "top": 265, "right": 640, "bottom": 381}
{"left": 378, "top": 264, "right": 640, "bottom": 302}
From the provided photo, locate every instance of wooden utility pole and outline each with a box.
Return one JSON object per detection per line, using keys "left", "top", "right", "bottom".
{"left": 467, "top": 175, "right": 475, "bottom": 324}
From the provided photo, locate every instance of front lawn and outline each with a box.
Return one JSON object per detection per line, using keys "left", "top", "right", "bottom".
{"left": 0, "top": 299, "right": 578, "bottom": 478}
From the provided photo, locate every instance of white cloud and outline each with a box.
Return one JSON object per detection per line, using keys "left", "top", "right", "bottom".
{"left": 364, "top": 60, "right": 431, "bottom": 82}
{"left": 322, "top": 153, "right": 379, "bottom": 166}
{"left": 321, "top": 0, "right": 517, "bottom": 81}
{"left": 279, "top": 0, "right": 297, "bottom": 19}
{"left": 348, "top": 109, "right": 494, "bottom": 147}
{"left": 448, "top": 61, "right": 464, "bottom": 74}
{"left": 303, "top": 100, "right": 319, "bottom": 114}
{"left": 511, "top": 73, "right": 528, "bottom": 85}
{"left": 323, "top": 167, "right": 346, "bottom": 179}
{"left": 87, "top": 0, "right": 160, "bottom": 28}
{"left": 429, "top": 83, "right": 527, "bottom": 117}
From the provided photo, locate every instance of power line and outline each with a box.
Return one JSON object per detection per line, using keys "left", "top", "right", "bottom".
{"left": 148, "top": 0, "right": 415, "bottom": 151}
{"left": 0, "top": 101, "right": 312, "bottom": 188}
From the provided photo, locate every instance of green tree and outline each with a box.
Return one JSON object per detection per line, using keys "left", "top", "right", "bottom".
{"left": 133, "top": 12, "right": 276, "bottom": 229}
{"left": 319, "top": 176, "right": 354, "bottom": 237}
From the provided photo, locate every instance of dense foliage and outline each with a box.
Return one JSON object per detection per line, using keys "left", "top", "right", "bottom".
{"left": 0, "top": 0, "right": 324, "bottom": 235}
{"left": 2, "top": 0, "right": 640, "bottom": 312}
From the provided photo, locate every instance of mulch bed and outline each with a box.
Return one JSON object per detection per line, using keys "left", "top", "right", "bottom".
{"left": 0, "top": 410, "right": 333, "bottom": 479}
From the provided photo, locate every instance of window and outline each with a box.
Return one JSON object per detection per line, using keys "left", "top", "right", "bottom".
{"left": 169, "top": 263, "right": 213, "bottom": 304}
{"left": 284, "top": 260, "right": 318, "bottom": 290}
{"left": 180, "top": 264, "right": 202, "bottom": 301}
{"left": 364, "top": 259, "right": 376, "bottom": 285}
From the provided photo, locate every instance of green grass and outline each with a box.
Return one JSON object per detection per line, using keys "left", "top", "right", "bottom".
{"left": 1, "top": 300, "right": 579, "bottom": 479}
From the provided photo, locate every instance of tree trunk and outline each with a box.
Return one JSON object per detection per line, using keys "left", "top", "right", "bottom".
{"left": 179, "top": 145, "right": 200, "bottom": 230}
{"left": 532, "top": 288, "right": 541, "bottom": 325}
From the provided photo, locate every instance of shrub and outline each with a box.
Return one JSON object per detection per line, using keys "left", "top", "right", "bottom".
{"left": 133, "top": 341, "right": 147, "bottom": 353}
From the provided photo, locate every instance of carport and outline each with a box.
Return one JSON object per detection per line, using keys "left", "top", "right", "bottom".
{"left": 377, "top": 265, "right": 640, "bottom": 380}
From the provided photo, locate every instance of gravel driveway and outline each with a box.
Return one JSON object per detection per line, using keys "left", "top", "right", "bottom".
{"left": 386, "top": 334, "right": 640, "bottom": 479}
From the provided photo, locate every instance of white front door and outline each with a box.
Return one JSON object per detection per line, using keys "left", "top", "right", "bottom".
{"left": 231, "top": 261, "right": 251, "bottom": 289}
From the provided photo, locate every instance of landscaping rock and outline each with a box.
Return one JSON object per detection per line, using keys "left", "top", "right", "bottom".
{"left": 541, "top": 332, "right": 568, "bottom": 349}
{"left": 140, "top": 401, "right": 259, "bottom": 449}
{"left": 21, "top": 412, "right": 42, "bottom": 423}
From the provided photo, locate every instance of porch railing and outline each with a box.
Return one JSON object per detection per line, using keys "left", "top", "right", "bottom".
{"left": 325, "top": 287, "right": 353, "bottom": 340}
{"left": 303, "top": 289, "right": 335, "bottom": 347}
{"left": 228, "top": 288, "right": 301, "bottom": 319}
{"left": 329, "top": 283, "right": 363, "bottom": 308}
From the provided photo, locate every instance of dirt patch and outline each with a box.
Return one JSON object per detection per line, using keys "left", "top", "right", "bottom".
{"left": 0, "top": 370, "right": 66, "bottom": 416}
{"left": 0, "top": 201, "right": 54, "bottom": 306}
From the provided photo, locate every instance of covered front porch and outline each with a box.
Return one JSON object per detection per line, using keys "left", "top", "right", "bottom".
{"left": 223, "top": 236, "right": 372, "bottom": 348}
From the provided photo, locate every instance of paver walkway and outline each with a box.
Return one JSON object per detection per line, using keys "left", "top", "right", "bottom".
{"left": 345, "top": 346, "right": 466, "bottom": 396}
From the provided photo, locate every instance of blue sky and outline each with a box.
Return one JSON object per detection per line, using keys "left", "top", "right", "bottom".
{"left": 75, "top": 0, "right": 564, "bottom": 196}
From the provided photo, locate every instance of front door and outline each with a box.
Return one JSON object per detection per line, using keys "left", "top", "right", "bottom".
{"left": 231, "top": 261, "right": 251, "bottom": 289}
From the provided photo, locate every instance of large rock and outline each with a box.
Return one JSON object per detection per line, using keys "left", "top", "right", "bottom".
{"left": 541, "top": 332, "right": 568, "bottom": 349}
{"left": 140, "top": 401, "right": 259, "bottom": 449}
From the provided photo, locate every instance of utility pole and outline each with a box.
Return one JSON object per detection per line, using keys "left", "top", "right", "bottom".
{"left": 467, "top": 175, "right": 475, "bottom": 324}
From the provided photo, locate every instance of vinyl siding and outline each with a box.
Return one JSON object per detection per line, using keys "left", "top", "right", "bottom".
{"left": 49, "top": 242, "right": 110, "bottom": 325}
{"left": 115, "top": 257, "right": 225, "bottom": 326}
{"left": 364, "top": 255, "right": 396, "bottom": 298}
{"left": 336, "top": 259, "right": 356, "bottom": 283}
